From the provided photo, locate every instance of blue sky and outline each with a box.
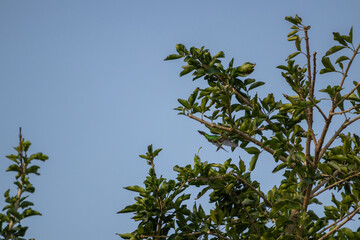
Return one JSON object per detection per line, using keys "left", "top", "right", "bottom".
{"left": 1, "top": 1, "right": 360, "bottom": 239}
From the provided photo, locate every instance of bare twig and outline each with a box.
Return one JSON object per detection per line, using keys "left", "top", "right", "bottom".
{"left": 312, "top": 51, "right": 317, "bottom": 99}
{"left": 331, "top": 104, "right": 359, "bottom": 115}
{"left": 309, "top": 98, "right": 327, "bottom": 121}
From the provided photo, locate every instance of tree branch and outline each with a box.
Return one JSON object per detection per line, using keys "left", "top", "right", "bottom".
{"left": 239, "top": 201, "right": 261, "bottom": 238}
{"left": 319, "top": 115, "right": 360, "bottom": 160}
{"left": 318, "top": 206, "right": 360, "bottom": 240}
{"left": 309, "top": 97, "right": 327, "bottom": 121}
{"left": 331, "top": 104, "right": 360, "bottom": 115}
{"left": 187, "top": 113, "right": 288, "bottom": 163}
{"left": 335, "top": 81, "right": 360, "bottom": 110}
{"left": 303, "top": 25, "right": 314, "bottom": 213}
{"left": 5, "top": 128, "right": 24, "bottom": 240}
{"left": 140, "top": 231, "right": 232, "bottom": 240}
{"left": 338, "top": 42, "right": 360, "bottom": 90}
{"left": 314, "top": 43, "right": 360, "bottom": 169}
{"left": 311, "top": 171, "right": 360, "bottom": 198}
{"left": 311, "top": 170, "right": 339, "bottom": 196}
{"left": 187, "top": 174, "right": 273, "bottom": 208}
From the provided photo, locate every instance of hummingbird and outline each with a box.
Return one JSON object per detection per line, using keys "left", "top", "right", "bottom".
{"left": 198, "top": 130, "right": 238, "bottom": 151}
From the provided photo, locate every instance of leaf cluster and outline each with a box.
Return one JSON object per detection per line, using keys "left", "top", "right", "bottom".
{"left": 0, "top": 132, "right": 48, "bottom": 240}
{"left": 120, "top": 15, "right": 360, "bottom": 239}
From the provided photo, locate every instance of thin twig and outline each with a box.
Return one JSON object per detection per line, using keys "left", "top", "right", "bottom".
{"left": 318, "top": 206, "right": 360, "bottom": 240}
{"left": 311, "top": 171, "right": 360, "bottom": 198}
{"left": 187, "top": 113, "right": 288, "bottom": 163}
{"left": 335, "top": 81, "right": 360, "bottom": 110}
{"left": 317, "top": 206, "right": 355, "bottom": 234}
{"left": 309, "top": 98, "right": 327, "bottom": 121}
{"left": 315, "top": 43, "right": 360, "bottom": 169}
{"left": 338, "top": 43, "right": 360, "bottom": 89}
{"left": 5, "top": 128, "right": 24, "bottom": 240}
{"left": 319, "top": 115, "right": 360, "bottom": 160}
{"left": 140, "top": 231, "right": 232, "bottom": 240}
{"left": 187, "top": 175, "right": 273, "bottom": 208}
{"left": 239, "top": 201, "right": 261, "bottom": 238}
{"left": 331, "top": 104, "right": 359, "bottom": 115}
{"left": 303, "top": 25, "right": 314, "bottom": 213}
{"left": 311, "top": 170, "right": 339, "bottom": 196}
{"left": 312, "top": 51, "right": 317, "bottom": 99}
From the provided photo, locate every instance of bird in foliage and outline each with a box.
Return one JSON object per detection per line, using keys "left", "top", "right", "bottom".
{"left": 198, "top": 130, "right": 238, "bottom": 152}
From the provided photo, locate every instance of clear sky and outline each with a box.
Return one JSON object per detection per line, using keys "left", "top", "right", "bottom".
{"left": 1, "top": 1, "right": 360, "bottom": 239}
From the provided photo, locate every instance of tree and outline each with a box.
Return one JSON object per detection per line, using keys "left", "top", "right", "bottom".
{"left": 118, "top": 15, "right": 360, "bottom": 239}
{"left": 0, "top": 128, "right": 48, "bottom": 240}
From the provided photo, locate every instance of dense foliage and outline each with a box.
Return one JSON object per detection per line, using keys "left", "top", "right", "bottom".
{"left": 119, "top": 15, "right": 360, "bottom": 239}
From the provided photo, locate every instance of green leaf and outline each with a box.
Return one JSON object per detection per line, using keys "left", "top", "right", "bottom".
{"left": 6, "top": 164, "right": 20, "bottom": 173}
{"left": 196, "top": 186, "right": 210, "bottom": 199}
{"left": 333, "top": 32, "right": 348, "bottom": 46}
{"left": 210, "top": 208, "right": 224, "bottom": 225}
{"left": 321, "top": 57, "right": 335, "bottom": 71}
{"left": 287, "top": 36, "right": 298, "bottom": 41}
{"left": 249, "top": 153, "right": 259, "bottom": 171}
{"left": 117, "top": 233, "right": 133, "bottom": 239}
{"left": 117, "top": 204, "right": 138, "bottom": 214}
{"left": 295, "top": 152, "right": 306, "bottom": 162}
{"left": 179, "top": 65, "right": 195, "bottom": 76}
{"left": 248, "top": 81, "right": 265, "bottom": 91}
{"left": 320, "top": 68, "right": 335, "bottom": 74}
{"left": 124, "top": 185, "right": 145, "bottom": 193}
{"left": 177, "top": 99, "right": 191, "bottom": 109}
{"left": 164, "top": 54, "right": 183, "bottom": 61}
{"left": 236, "top": 62, "right": 256, "bottom": 76}
{"left": 328, "top": 161, "right": 341, "bottom": 171}
{"left": 239, "top": 159, "right": 246, "bottom": 173}
{"left": 277, "top": 65, "right": 288, "bottom": 71}
{"left": 349, "top": 27, "right": 353, "bottom": 44}
{"left": 213, "top": 51, "right": 225, "bottom": 59}
{"left": 176, "top": 44, "right": 186, "bottom": 54}
{"left": 245, "top": 147, "right": 260, "bottom": 154}
{"left": 188, "top": 88, "right": 199, "bottom": 106}
{"left": 22, "top": 209, "right": 42, "bottom": 218}
{"left": 287, "top": 30, "right": 299, "bottom": 37}
{"left": 200, "top": 97, "right": 208, "bottom": 111}
{"left": 6, "top": 154, "right": 19, "bottom": 163}
{"left": 272, "top": 162, "right": 287, "bottom": 173}
{"left": 153, "top": 148, "right": 162, "bottom": 157}
{"left": 325, "top": 46, "right": 345, "bottom": 56}
{"left": 19, "top": 201, "right": 34, "bottom": 209}
{"left": 26, "top": 165, "right": 40, "bottom": 175}
{"left": 23, "top": 141, "right": 31, "bottom": 152}
{"left": 295, "top": 37, "right": 301, "bottom": 51}
{"left": 335, "top": 56, "right": 350, "bottom": 64}
{"left": 29, "top": 152, "right": 49, "bottom": 161}
{"left": 285, "top": 15, "right": 302, "bottom": 25}
{"left": 286, "top": 52, "right": 300, "bottom": 60}
{"left": 271, "top": 200, "right": 287, "bottom": 214}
